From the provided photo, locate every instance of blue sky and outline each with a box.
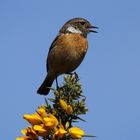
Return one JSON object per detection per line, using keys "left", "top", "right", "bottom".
{"left": 0, "top": 0, "right": 140, "bottom": 139}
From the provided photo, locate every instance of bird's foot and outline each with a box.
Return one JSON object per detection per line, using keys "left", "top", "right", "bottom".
{"left": 55, "top": 77, "right": 60, "bottom": 89}
{"left": 73, "top": 72, "right": 79, "bottom": 82}
{"left": 66, "top": 72, "right": 79, "bottom": 82}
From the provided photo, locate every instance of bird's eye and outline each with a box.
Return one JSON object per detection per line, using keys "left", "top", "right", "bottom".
{"left": 80, "top": 22, "right": 85, "bottom": 25}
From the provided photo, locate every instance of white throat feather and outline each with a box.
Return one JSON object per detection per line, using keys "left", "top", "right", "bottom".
{"left": 67, "top": 26, "right": 82, "bottom": 34}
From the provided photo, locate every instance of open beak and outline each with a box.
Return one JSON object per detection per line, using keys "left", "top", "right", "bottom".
{"left": 88, "top": 25, "right": 98, "bottom": 33}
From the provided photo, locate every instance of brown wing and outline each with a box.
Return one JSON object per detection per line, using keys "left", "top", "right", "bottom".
{"left": 46, "top": 35, "right": 60, "bottom": 72}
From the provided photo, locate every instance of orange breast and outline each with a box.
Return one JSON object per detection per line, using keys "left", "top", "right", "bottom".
{"left": 48, "top": 34, "right": 88, "bottom": 75}
{"left": 56, "top": 34, "right": 88, "bottom": 55}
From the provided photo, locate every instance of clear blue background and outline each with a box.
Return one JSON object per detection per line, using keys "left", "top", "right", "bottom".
{"left": 0, "top": 0, "right": 140, "bottom": 139}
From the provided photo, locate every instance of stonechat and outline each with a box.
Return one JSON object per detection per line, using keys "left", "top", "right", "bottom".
{"left": 37, "top": 18, "right": 98, "bottom": 95}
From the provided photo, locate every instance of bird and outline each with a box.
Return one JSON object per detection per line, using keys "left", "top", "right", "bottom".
{"left": 37, "top": 17, "right": 98, "bottom": 95}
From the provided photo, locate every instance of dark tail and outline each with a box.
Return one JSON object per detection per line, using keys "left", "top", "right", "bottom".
{"left": 37, "top": 74, "right": 54, "bottom": 95}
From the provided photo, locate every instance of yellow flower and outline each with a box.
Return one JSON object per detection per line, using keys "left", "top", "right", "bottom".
{"left": 36, "top": 106, "right": 47, "bottom": 118}
{"left": 16, "top": 136, "right": 35, "bottom": 140}
{"left": 33, "top": 124, "right": 48, "bottom": 137}
{"left": 43, "top": 114, "right": 58, "bottom": 129}
{"left": 23, "top": 113, "right": 42, "bottom": 125}
{"left": 68, "top": 127, "right": 84, "bottom": 139}
{"left": 52, "top": 109, "right": 57, "bottom": 115}
{"left": 59, "top": 99, "right": 73, "bottom": 114}
{"left": 66, "top": 105, "right": 73, "bottom": 114}
{"left": 53, "top": 125, "right": 67, "bottom": 140}
{"left": 59, "top": 99, "right": 68, "bottom": 110}
{"left": 21, "top": 127, "right": 38, "bottom": 140}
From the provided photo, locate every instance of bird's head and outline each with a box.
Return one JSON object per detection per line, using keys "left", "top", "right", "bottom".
{"left": 60, "top": 18, "right": 98, "bottom": 37}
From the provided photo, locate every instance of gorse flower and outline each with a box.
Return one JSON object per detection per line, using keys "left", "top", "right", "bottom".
{"left": 43, "top": 114, "right": 58, "bottom": 128}
{"left": 36, "top": 106, "right": 47, "bottom": 118}
{"left": 68, "top": 127, "right": 84, "bottom": 139}
{"left": 59, "top": 99, "right": 68, "bottom": 110}
{"left": 21, "top": 106, "right": 60, "bottom": 139}
{"left": 23, "top": 113, "right": 42, "bottom": 125}
{"left": 33, "top": 124, "right": 48, "bottom": 137}
{"left": 66, "top": 105, "right": 73, "bottom": 114}
{"left": 16, "top": 136, "right": 35, "bottom": 140}
{"left": 21, "top": 127, "right": 38, "bottom": 140}
{"left": 59, "top": 99, "right": 73, "bottom": 114}
{"left": 53, "top": 125, "right": 67, "bottom": 140}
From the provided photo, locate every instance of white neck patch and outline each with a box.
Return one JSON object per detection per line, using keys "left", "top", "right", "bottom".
{"left": 67, "top": 26, "right": 82, "bottom": 34}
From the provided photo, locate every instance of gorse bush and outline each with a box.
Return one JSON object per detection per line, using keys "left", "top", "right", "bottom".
{"left": 16, "top": 74, "right": 95, "bottom": 140}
